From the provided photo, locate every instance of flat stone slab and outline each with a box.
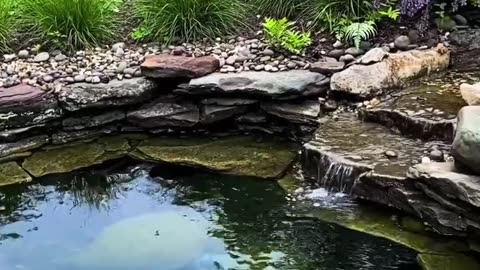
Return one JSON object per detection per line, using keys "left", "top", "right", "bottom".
{"left": 0, "top": 84, "right": 62, "bottom": 129}
{"left": 62, "top": 110, "right": 126, "bottom": 131}
{"left": 129, "top": 136, "right": 297, "bottom": 179}
{"left": 22, "top": 136, "right": 132, "bottom": 177}
{"left": 0, "top": 135, "right": 50, "bottom": 158}
{"left": 58, "top": 78, "right": 157, "bottom": 111}
{"left": 261, "top": 101, "right": 321, "bottom": 125}
{"left": 0, "top": 162, "right": 32, "bottom": 186}
{"left": 175, "top": 70, "right": 329, "bottom": 99}
{"left": 141, "top": 55, "right": 219, "bottom": 79}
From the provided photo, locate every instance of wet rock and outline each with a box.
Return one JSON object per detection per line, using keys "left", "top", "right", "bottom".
{"left": 428, "top": 149, "right": 444, "bottom": 161}
{"left": 201, "top": 98, "right": 258, "bottom": 106}
{"left": 331, "top": 45, "right": 450, "bottom": 99}
{"left": 33, "top": 52, "right": 50, "bottom": 62}
{"left": 261, "top": 101, "right": 321, "bottom": 125}
{"left": 202, "top": 105, "right": 249, "bottom": 124}
{"left": 394, "top": 36, "right": 411, "bottom": 51}
{"left": 310, "top": 57, "right": 345, "bottom": 74}
{"left": 358, "top": 48, "right": 388, "bottom": 65}
{"left": 328, "top": 49, "right": 344, "bottom": 59}
{"left": 384, "top": 150, "right": 398, "bottom": 158}
{"left": 408, "top": 30, "right": 420, "bottom": 44}
{"left": 460, "top": 83, "right": 480, "bottom": 105}
{"left": 62, "top": 111, "right": 126, "bottom": 131}
{"left": 0, "top": 162, "right": 32, "bottom": 187}
{"left": 345, "top": 47, "right": 364, "bottom": 57}
{"left": 417, "top": 254, "right": 480, "bottom": 270}
{"left": 130, "top": 136, "right": 296, "bottom": 179}
{"left": 452, "top": 106, "right": 480, "bottom": 175}
{"left": 449, "top": 29, "right": 480, "bottom": 71}
{"left": 141, "top": 55, "right": 219, "bottom": 79}
{"left": 0, "top": 84, "right": 62, "bottom": 129}
{"left": 176, "top": 70, "right": 330, "bottom": 99}
{"left": 58, "top": 78, "right": 157, "bottom": 112}
{"left": 22, "top": 136, "right": 132, "bottom": 177}
{"left": 339, "top": 54, "right": 355, "bottom": 63}
{"left": 0, "top": 135, "right": 50, "bottom": 158}
{"left": 127, "top": 97, "right": 199, "bottom": 128}
{"left": 322, "top": 99, "right": 338, "bottom": 112}
{"left": 51, "top": 127, "right": 116, "bottom": 145}
{"left": 236, "top": 112, "right": 267, "bottom": 124}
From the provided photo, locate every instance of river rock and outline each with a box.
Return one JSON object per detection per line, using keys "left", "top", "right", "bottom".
{"left": 62, "top": 110, "right": 126, "bottom": 131}
{"left": 201, "top": 98, "right": 258, "bottom": 106}
{"left": 58, "top": 78, "right": 157, "bottom": 111}
{"left": 33, "top": 52, "right": 50, "bottom": 62}
{"left": 176, "top": 70, "right": 330, "bottom": 99}
{"left": 0, "top": 84, "right": 62, "bottom": 129}
{"left": 394, "top": 36, "right": 411, "bottom": 51}
{"left": 359, "top": 48, "right": 388, "bottom": 64}
{"left": 127, "top": 97, "right": 199, "bottom": 128}
{"left": 22, "top": 136, "right": 132, "bottom": 177}
{"left": 345, "top": 47, "right": 364, "bottom": 57}
{"left": 453, "top": 107, "right": 480, "bottom": 176}
{"left": 449, "top": 29, "right": 480, "bottom": 71}
{"left": 51, "top": 127, "right": 116, "bottom": 145}
{"left": 130, "top": 136, "right": 296, "bottom": 179}
{"left": 261, "top": 101, "right": 321, "bottom": 125}
{"left": 202, "top": 105, "right": 249, "bottom": 124}
{"left": 141, "top": 55, "right": 219, "bottom": 79}
{"left": 0, "top": 135, "right": 50, "bottom": 158}
{"left": 0, "top": 162, "right": 32, "bottom": 187}
{"left": 331, "top": 44, "right": 450, "bottom": 99}
{"left": 460, "top": 83, "right": 480, "bottom": 105}
{"left": 310, "top": 57, "right": 345, "bottom": 74}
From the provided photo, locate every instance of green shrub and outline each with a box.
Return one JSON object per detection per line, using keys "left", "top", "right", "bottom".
{"left": 263, "top": 18, "right": 311, "bottom": 54}
{"left": 133, "top": 0, "right": 248, "bottom": 43}
{"left": 19, "top": 0, "right": 122, "bottom": 50}
{"left": 0, "top": 0, "right": 17, "bottom": 52}
{"left": 248, "top": 0, "right": 302, "bottom": 18}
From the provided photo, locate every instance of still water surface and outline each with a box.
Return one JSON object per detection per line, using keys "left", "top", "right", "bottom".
{"left": 0, "top": 164, "right": 420, "bottom": 270}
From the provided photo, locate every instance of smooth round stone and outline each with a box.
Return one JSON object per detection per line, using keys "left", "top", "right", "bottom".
{"left": 18, "top": 50, "right": 29, "bottom": 59}
{"left": 74, "top": 75, "right": 86, "bottom": 82}
{"left": 345, "top": 47, "right": 364, "bottom": 57}
{"left": 394, "top": 35, "right": 411, "bottom": 51}
{"left": 339, "top": 54, "right": 355, "bottom": 62}
{"left": 43, "top": 75, "right": 54, "bottom": 82}
{"left": 264, "top": 64, "right": 273, "bottom": 71}
{"left": 254, "top": 64, "right": 265, "bottom": 71}
{"left": 262, "top": 49, "right": 274, "bottom": 56}
{"left": 384, "top": 150, "right": 398, "bottom": 158}
{"left": 34, "top": 52, "right": 50, "bottom": 62}
{"left": 287, "top": 62, "right": 297, "bottom": 69}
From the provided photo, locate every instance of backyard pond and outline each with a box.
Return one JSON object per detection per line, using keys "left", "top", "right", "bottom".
{"left": 0, "top": 162, "right": 422, "bottom": 270}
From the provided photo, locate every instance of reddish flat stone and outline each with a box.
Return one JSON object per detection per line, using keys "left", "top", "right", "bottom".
{"left": 141, "top": 55, "right": 219, "bottom": 79}
{"left": 0, "top": 84, "right": 46, "bottom": 106}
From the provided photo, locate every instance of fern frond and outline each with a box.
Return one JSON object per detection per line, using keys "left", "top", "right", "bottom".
{"left": 344, "top": 21, "right": 376, "bottom": 49}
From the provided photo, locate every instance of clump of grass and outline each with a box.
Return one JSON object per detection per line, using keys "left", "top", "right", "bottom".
{"left": 0, "top": 0, "right": 17, "bottom": 52}
{"left": 249, "top": 0, "right": 303, "bottom": 19}
{"left": 19, "top": 0, "right": 122, "bottom": 50}
{"left": 132, "top": 0, "right": 248, "bottom": 43}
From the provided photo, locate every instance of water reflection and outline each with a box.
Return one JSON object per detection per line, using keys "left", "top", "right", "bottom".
{"left": 0, "top": 163, "right": 420, "bottom": 270}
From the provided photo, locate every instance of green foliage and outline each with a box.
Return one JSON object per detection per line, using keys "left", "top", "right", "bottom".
{"left": 248, "top": 0, "right": 303, "bottom": 18}
{"left": 343, "top": 21, "right": 377, "bottom": 49}
{"left": 263, "top": 18, "right": 311, "bottom": 54}
{"left": 133, "top": 0, "right": 248, "bottom": 43}
{"left": 19, "top": 0, "right": 121, "bottom": 50}
{"left": 0, "top": 0, "right": 17, "bottom": 52}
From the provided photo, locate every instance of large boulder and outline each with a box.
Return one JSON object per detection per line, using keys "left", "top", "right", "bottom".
{"left": 0, "top": 84, "right": 62, "bottom": 129}
{"left": 141, "top": 55, "right": 219, "bottom": 79}
{"left": 452, "top": 106, "right": 480, "bottom": 175}
{"left": 127, "top": 97, "right": 200, "bottom": 128}
{"left": 58, "top": 78, "right": 157, "bottom": 111}
{"left": 331, "top": 44, "right": 450, "bottom": 99}
{"left": 175, "top": 70, "right": 330, "bottom": 99}
{"left": 460, "top": 83, "right": 480, "bottom": 105}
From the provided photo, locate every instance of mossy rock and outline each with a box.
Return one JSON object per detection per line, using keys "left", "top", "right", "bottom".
{"left": 130, "top": 136, "right": 297, "bottom": 179}
{"left": 417, "top": 253, "right": 480, "bottom": 270}
{"left": 0, "top": 162, "right": 32, "bottom": 187}
{"left": 22, "top": 136, "right": 132, "bottom": 177}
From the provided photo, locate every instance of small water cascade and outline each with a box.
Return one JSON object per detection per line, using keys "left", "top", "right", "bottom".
{"left": 301, "top": 142, "right": 373, "bottom": 193}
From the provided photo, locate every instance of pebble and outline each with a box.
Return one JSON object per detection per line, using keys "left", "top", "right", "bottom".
{"left": 17, "top": 50, "right": 29, "bottom": 59}
{"left": 43, "top": 75, "right": 54, "bottom": 82}
{"left": 116, "top": 61, "right": 128, "bottom": 73}
{"left": 260, "top": 56, "right": 271, "bottom": 62}
{"left": 74, "top": 74, "right": 86, "bottom": 82}
{"left": 34, "top": 52, "right": 50, "bottom": 62}
{"left": 255, "top": 64, "right": 265, "bottom": 71}
{"left": 339, "top": 54, "right": 355, "bottom": 62}
{"left": 287, "top": 62, "right": 297, "bottom": 69}
{"left": 428, "top": 149, "right": 444, "bottom": 161}
{"left": 385, "top": 150, "right": 398, "bottom": 158}
{"left": 421, "top": 157, "right": 431, "bottom": 163}
{"left": 333, "top": 41, "right": 343, "bottom": 48}
{"left": 226, "top": 55, "right": 237, "bottom": 65}
{"left": 54, "top": 54, "right": 68, "bottom": 61}
{"left": 262, "top": 49, "right": 275, "bottom": 56}
{"left": 124, "top": 68, "right": 136, "bottom": 75}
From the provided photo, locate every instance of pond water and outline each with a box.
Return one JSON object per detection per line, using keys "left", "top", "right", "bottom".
{"left": 0, "top": 163, "right": 421, "bottom": 270}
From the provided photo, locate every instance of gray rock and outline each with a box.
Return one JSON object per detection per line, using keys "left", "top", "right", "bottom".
{"left": 127, "top": 97, "right": 199, "bottom": 128}
{"left": 359, "top": 48, "right": 388, "bottom": 64}
{"left": 58, "top": 78, "right": 157, "bottom": 111}
{"left": 226, "top": 55, "right": 237, "bottom": 65}
{"left": 287, "top": 62, "right": 297, "bottom": 69}
{"left": 328, "top": 49, "right": 344, "bottom": 59}
{"left": 17, "top": 50, "right": 29, "bottom": 59}
{"left": 394, "top": 35, "right": 411, "bottom": 51}
{"left": 43, "top": 75, "right": 54, "bottom": 82}
{"left": 116, "top": 61, "right": 128, "bottom": 73}
{"left": 408, "top": 30, "right": 420, "bottom": 44}
{"left": 176, "top": 70, "right": 330, "bottom": 99}
{"left": 201, "top": 98, "right": 258, "bottom": 106}
{"left": 384, "top": 150, "right": 398, "bottom": 158}
{"left": 261, "top": 100, "right": 320, "bottom": 125}
{"left": 52, "top": 127, "right": 116, "bottom": 145}
{"left": 202, "top": 105, "right": 249, "bottom": 124}
{"left": 260, "top": 56, "right": 271, "bottom": 62}
{"left": 62, "top": 110, "right": 126, "bottom": 131}
{"left": 428, "top": 149, "right": 444, "bottom": 161}
{"left": 310, "top": 57, "right": 345, "bottom": 74}
{"left": 333, "top": 41, "right": 343, "bottom": 48}
{"left": 452, "top": 106, "right": 480, "bottom": 175}
{"left": 112, "top": 42, "right": 126, "bottom": 52}
{"left": 454, "top": 14, "right": 468, "bottom": 25}
{"left": 345, "top": 47, "right": 364, "bottom": 57}
{"left": 74, "top": 74, "right": 86, "bottom": 82}
{"left": 263, "top": 49, "right": 275, "bottom": 56}
{"left": 34, "top": 52, "right": 50, "bottom": 62}
{"left": 54, "top": 54, "right": 68, "bottom": 62}
{"left": 339, "top": 54, "right": 355, "bottom": 62}
{"left": 0, "top": 136, "right": 50, "bottom": 158}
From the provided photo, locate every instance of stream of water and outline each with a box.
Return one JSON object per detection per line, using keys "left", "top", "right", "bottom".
{"left": 0, "top": 163, "right": 421, "bottom": 270}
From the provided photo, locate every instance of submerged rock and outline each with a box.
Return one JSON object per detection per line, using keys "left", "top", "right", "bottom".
{"left": 66, "top": 211, "right": 210, "bottom": 270}
{"left": 0, "top": 162, "right": 32, "bottom": 187}
{"left": 22, "top": 136, "right": 131, "bottom": 177}
{"left": 130, "top": 136, "right": 296, "bottom": 179}
{"left": 0, "top": 135, "right": 50, "bottom": 158}
{"left": 452, "top": 106, "right": 480, "bottom": 175}
{"left": 141, "top": 54, "right": 219, "bottom": 79}
{"left": 176, "top": 70, "right": 330, "bottom": 99}
{"left": 0, "top": 84, "right": 62, "bottom": 129}
{"left": 58, "top": 78, "right": 157, "bottom": 112}
{"left": 417, "top": 253, "right": 480, "bottom": 270}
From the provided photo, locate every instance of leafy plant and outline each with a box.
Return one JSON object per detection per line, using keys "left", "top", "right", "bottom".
{"left": 343, "top": 21, "right": 377, "bottom": 49}
{"left": 133, "top": 0, "right": 248, "bottom": 43}
{"left": 0, "top": 0, "right": 17, "bottom": 52}
{"left": 248, "top": 0, "right": 303, "bottom": 18}
{"left": 263, "top": 18, "right": 312, "bottom": 54}
{"left": 19, "top": 0, "right": 121, "bottom": 50}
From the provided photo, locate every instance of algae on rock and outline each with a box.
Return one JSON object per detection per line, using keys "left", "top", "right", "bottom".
{"left": 22, "top": 136, "right": 132, "bottom": 177}
{"left": 0, "top": 162, "right": 32, "bottom": 186}
{"left": 130, "top": 136, "right": 297, "bottom": 179}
